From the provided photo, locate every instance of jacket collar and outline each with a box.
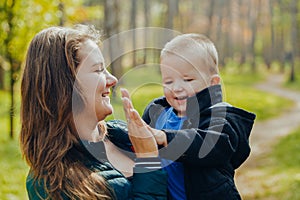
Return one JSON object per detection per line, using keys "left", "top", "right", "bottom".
{"left": 186, "top": 84, "right": 223, "bottom": 119}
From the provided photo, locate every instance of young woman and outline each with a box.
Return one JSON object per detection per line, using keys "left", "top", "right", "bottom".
{"left": 20, "top": 25, "right": 167, "bottom": 200}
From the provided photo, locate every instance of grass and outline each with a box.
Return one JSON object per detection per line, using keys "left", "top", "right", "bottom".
{"left": 284, "top": 72, "right": 300, "bottom": 91}
{"left": 265, "top": 72, "right": 300, "bottom": 199}
{"left": 0, "top": 65, "right": 295, "bottom": 199}
{"left": 0, "top": 90, "right": 28, "bottom": 200}
{"left": 243, "top": 127, "right": 300, "bottom": 199}
{"left": 221, "top": 72, "right": 293, "bottom": 121}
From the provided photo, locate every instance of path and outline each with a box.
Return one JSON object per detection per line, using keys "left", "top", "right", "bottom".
{"left": 235, "top": 74, "right": 300, "bottom": 198}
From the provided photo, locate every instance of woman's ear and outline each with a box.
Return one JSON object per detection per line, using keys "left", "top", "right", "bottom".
{"left": 210, "top": 74, "right": 221, "bottom": 85}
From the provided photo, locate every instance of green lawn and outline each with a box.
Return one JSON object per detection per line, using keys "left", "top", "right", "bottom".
{"left": 0, "top": 67, "right": 295, "bottom": 199}
{"left": 222, "top": 72, "right": 293, "bottom": 121}
{"left": 0, "top": 91, "right": 28, "bottom": 200}
{"left": 244, "top": 127, "right": 300, "bottom": 200}
{"left": 284, "top": 72, "right": 300, "bottom": 91}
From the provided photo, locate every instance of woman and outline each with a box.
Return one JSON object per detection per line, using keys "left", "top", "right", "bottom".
{"left": 20, "top": 25, "right": 167, "bottom": 200}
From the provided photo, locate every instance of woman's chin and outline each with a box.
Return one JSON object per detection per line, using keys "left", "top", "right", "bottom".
{"left": 99, "top": 107, "right": 114, "bottom": 120}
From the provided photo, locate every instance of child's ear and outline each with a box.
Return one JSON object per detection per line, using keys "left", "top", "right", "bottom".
{"left": 210, "top": 75, "right": 221, "bottom": 85}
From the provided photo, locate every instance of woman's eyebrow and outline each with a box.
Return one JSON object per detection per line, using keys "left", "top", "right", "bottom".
{"left": 91, "top": 62, "right": 104, "bottom": 68}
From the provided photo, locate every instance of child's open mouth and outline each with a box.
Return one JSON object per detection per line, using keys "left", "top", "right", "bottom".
{"left": 175, "top": 96, "right": 188, "bottom": 100}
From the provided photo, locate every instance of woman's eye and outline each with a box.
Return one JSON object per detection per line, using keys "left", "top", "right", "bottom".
{"left": 184, "top": 79, "right": 193, "bottom": 82}
{"left": 95, "top": 68, "right": 105, "bottom": 73}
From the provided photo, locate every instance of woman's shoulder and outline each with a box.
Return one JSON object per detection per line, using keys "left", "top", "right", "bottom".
{"left": 26, "top": 172, "right": 50, "bottom": 200}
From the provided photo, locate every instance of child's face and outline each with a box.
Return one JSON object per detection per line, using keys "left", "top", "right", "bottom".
{"left": 160, "top": 52, "right": 211, "bottom": 117}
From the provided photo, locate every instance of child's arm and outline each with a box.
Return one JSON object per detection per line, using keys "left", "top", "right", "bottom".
{"left": 142, "top": 101, "right": 245, "bottom": 168}
{"left": 144, "top": 119, "right": 239, "bottom": 167}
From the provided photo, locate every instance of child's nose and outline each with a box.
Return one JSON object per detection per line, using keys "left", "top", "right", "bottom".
{"left": 172, "top": 81, "right": 184, "bottom": 92}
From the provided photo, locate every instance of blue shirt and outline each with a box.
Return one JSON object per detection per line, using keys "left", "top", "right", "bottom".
{"left": 155, "top": 107, "right": 187, "bottom": 200}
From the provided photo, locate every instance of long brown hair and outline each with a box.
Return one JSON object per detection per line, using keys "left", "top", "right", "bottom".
{"left": 20, "top": 25, "right": 114, "bottom": 199}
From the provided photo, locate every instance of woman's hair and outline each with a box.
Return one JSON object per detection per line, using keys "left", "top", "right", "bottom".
{"left": 160, "top": 33, "right": 219, "bottom": 75}
{"left": 20, "top": 25, "right": 114, "bottom": 199}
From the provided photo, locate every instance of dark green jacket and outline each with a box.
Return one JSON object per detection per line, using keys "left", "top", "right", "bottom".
{"left": 26, "top": 126, "right": 167, "bottom": 200}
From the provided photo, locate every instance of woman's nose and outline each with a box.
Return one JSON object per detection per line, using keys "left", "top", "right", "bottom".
{"left": 106, "top": 70, "right": 118, "bottom": 87}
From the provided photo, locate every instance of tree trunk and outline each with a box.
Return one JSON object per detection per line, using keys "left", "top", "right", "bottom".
{"left": 4, "top": 0, "right": 16, "bottom": 139}
{"left": 104, "top": 0, "right": 122, "bottom": 77}
{"left": 249, "top": 0, "right": 259, "bottom": 72}
{"left": 206, "top": 0, "right": 215, "bottom": 36}
{"left": 58, "top": 1, "right": 65, "bottom": 26}
{"left": 289, "top": 0, "right": 297, "bottom": 82}
{"left": 104, "top": 0, "right": 122, "bottom": 96}
{"left": 278, "top": 28, "right": 285, "bottom": 73}
{"left": 269, "top": 0, "right": 275, "bottom": 70}
{"left": 9, "top": 59, "right": 16, "bottom": 139}
{"left": 238, "top": 0, "right": 247, "bottom": 67}
{"left": 166, "top": 0, "right": 178, "bottom": 29}
{"left": 0, "top": 62, "right": 4, "bottom": 90}
{"left": 143, "top": 0, "right": 150, "bottom": 64}
{"left": 130, "top": 0, "right": 137, "bottom": 67}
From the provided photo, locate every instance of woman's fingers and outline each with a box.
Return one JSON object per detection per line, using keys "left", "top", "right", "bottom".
{"left": 120, "top": 88, "right": 130, "bottom": 99}
{"left": 130, "top": 108, "right": 144, "bottom": 127}
{"left": 120, "top": 88, "right": 158, "bottom": 157}
{"left": 121, "top": 97, "right": 130, "bottom": 120}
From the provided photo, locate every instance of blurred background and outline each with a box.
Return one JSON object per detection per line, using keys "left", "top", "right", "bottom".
{"left": 0, "top": 0, "right": 300, "bottom": 199}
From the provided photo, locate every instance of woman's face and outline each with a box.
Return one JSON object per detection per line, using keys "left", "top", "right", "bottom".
{"left": 76, "top": 39, "right": 117, "bottom": 121}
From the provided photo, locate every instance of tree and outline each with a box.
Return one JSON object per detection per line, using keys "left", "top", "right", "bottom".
{"left": 103, "top": 0, "right": 122, "bottom": 87}
{"left": 289, "top": 0, "right": 298, "bottom": 82}
{"left": 130, "top": 0, "right": 137, "bottom": 67}
{"left": 143, "top": 0, "right": 150, "bottom": 64}
{"left": 0, "top": 0, "right": 70, "bottom": 138}
{"left": 1, "top": 0, "right": 26, "bottom": 138}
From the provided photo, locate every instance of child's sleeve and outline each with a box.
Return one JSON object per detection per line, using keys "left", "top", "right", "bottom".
{"left": 160, "top": 118, "right": 240, "bottom": 167}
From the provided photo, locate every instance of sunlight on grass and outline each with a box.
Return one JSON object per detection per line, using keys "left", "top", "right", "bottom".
{"left": 0, "top": 90, "right": 28, "bottom": 200}
{"left": 242, "top": 127, "right": 300, "bottom": 199}
{"left": 221, "top": 72, "right": 293, "bottom": 121}
{"left": 224, "top": 85, "right": 293, "bottom": 121}
{"left": 284, "top": 72, "right": 300, "bottom": 91}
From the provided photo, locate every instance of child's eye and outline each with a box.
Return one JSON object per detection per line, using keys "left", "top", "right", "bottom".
{"left": 164, "top": 81, "right": 172, "bottom": 85}
{"left": 184, "top": 78, "right": 193, "bottom": 82}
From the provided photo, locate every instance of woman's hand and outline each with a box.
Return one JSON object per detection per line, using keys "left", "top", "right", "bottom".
{"left": 121, "top": 88, "right": 159, "bottom": 158}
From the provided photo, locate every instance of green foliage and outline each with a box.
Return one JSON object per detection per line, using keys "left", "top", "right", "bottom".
{"left": 0, "top": 0, "right": 104, "bottom": 86}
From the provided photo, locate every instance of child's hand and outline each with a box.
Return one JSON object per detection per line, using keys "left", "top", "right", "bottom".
{"left": 147, "top": 127, "right": 167, "bottom": 147}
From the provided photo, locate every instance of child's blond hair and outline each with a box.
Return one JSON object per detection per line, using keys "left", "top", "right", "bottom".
{"left": 160, "top": 33, "right": 219, "bottom": 76}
